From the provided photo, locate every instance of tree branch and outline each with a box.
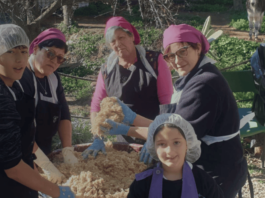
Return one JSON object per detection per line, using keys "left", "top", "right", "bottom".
{"left": 30, "top": 0, "right": 61, "bottom": 25}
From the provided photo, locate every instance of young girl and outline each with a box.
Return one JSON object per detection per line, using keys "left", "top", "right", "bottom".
{"left": 127, "top": 113, "right": 224, "bottom": 198}
{"left": 0, "top": 24, "right": 74, "bottom": 198}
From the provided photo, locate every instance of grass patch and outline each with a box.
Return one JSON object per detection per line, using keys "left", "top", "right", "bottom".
{"left": 230, "top": 12, "right": 265, "bottom": 33}
{"left": 209, "top": 35, "right": 259, "bottom": 71}
{"left": 248, "top": 164, "right": 265, "bottom": 174}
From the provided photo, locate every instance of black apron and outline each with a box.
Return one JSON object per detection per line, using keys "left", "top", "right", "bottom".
{"left": 0, "top": 83, "right": 38, "bottom": 198}
{"left": 102, "top": 49, "right": 160, "bottom": 144}
{"left": 159, "top": 56, "right": 247, "bottom": 198}
{"left": 35, "top": 88, "right": 62, "bottom": 155}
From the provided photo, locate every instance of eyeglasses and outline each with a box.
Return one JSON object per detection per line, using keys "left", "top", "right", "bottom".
{"left": 163, "top": 45, "right": 190, "bottom": 62}
{"left": 43, "top": 47, "right": 66, "bottom": 64}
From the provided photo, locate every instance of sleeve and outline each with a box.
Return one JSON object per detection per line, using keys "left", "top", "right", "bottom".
{"left": 0, "top": 94, "right": 22, "bottom": 170}
{"left": 56, "top": 74, "right": 71, "bottom": 121}
{"left": 175, "top": 82, "right": 220, "bottom": 139}
{"left": 196, "top": 167, "right": 225, "bottom": 198}
{"left": 90, "top": 71, "right": 108, "bottom": 112}
{"left": 127, "top": 179, "right": 149, "bottom": 198}
{"left": 156, "top": 54, "right": 173, "bottom": 104}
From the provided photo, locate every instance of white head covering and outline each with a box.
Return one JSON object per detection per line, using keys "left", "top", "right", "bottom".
{"left": 0, "top": 24, "right": 29, "bottom": 56}
{"left": 146, "top": 113, "right": 201, "bottom": 163}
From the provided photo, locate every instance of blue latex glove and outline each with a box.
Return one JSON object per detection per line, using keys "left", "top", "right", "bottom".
{"left": 100, "top": 119, "right": 130, "bottom": 136}
{"left": 116, "top": 98, "right": 137, "bottom": 125}
{"left": 58, "top": 186, "right": 75, "bottom": 198}
{"left": 82, "top": 137, "right": 106, "bottom": 159}
{"left": 139, "top": 143, "right": 153, "bottom": 164}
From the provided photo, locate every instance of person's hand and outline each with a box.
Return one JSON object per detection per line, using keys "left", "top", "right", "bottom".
{"left": 116, "top": 98, "right": 136, "bottom": 125}
{"left": 100, "top": 119, "right": 130, "bottom": 136}
{"left": 62, "top": 147, "right": 78, "bottom": 165}
{"left": 58, "top": 186, "right": 75, "bottom": 198}
{"left": 139, "top": 143, "right": 153, "bottom": 164}
{"left": 82, "top": 137, "right": 106, "bottom": 159}
{"left": 40, "top": 162, "right": 66, "bottom": 183}
{"left": 34, "top": 148, "right": 66, "bottom": 183}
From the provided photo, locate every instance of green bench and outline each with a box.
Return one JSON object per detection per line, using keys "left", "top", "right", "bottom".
{"left": 222, "top": 70, "right": 265, "bottom": 168}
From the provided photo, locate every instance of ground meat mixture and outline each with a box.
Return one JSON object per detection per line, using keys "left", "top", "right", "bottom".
{"left": 46, "top": 144, "right": 146, "bottom": 198}
{"left": 91, "top": 97, "right": 124, "bottom": 137}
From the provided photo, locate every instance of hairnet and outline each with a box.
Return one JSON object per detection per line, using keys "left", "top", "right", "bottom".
{"left": 146, "top": 113, "right": 201, "bottom": 163}
{"left": 0, "top": 24, "right": 29, "bottom": 56}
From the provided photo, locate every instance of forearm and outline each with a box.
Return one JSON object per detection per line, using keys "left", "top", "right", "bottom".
{"left": 58, "top": 120, "right": 72, "bottom": 148}
{"left": 90, "top": 111, "right": 98, "bottom": 125}
{"left": 132, "top": 114, "right": 153, "bottom": 127}
{"left": 127, "top": 127, "right": 149, "bottom": 140}
{"left": 5, "top": 160, "right": 60, "bottom": 198}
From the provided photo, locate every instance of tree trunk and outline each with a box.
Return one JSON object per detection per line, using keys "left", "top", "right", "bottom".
{"left": 233, "top": 0, "right": 244, "bottom": 11}
{"left": 63, "top": 4, "right": 73, "bottom": 26}
{"left": 63, "top": 5, "right": 69, "bottom": 26}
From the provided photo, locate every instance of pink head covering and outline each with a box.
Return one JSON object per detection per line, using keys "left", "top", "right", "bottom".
{"left": 104, "top": 16, "right": 140, "bottom": 45}
{"left": 29, "top": 28, "right": 66, "bottom": 54}
{"left": 163, "top": 24, "right": 210, "bottom": 54}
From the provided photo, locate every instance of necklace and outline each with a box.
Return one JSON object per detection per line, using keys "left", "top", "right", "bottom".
{"left": 36, "top": 77, "right": 47, "bottom": 95}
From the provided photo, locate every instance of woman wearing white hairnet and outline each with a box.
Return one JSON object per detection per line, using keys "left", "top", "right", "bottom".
{"left": 127, "top": 114, "right": 224, "bottom": 198}
{"left": 0, "top": 24, "right": 75, "bottom": 198}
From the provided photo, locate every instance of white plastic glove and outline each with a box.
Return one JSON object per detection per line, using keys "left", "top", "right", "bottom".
{"left": 62, "top": 147, "right": 78, "bottom": 165}
{"left": 34, "top": 147, "right": 65, "bottom": 183}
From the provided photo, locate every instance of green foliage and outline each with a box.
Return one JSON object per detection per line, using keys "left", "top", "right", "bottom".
{"left": 189, "top": 4, "right": 227, "bottom": 12}
{"left": 248, "top": 164, "right": 265, "bottom": 174}
{"left": 209, "top": 35, "right": 259, "bottom": 71}
{"left": 137, "top": 27, "right": 163, "bottom": 49}
{"left": 177, "top": 15, "right": 204, "bottom": 30}
{"left": 57, "top": 21, "right": 80, "bottom": 36}
{"left": 59, "top": 64, "right": 96, "bottom": 100}
{"left": 69, "top": 34, "right": 104, "bottom": 61}
{"left": 208, "top": 36, "right": 259, "bottom": 108}
{"left": 52, "top": 119, "right": 93, "bottom": 150}
{"left": 234, "top": 92, "right": 254, "bottom": 108}
{"left": 121, "top": 5, "right": 142, "bottom": 23}
{"left": 230, "top": 12, "right": 265, "bottom": 32}
{"left": 74, "top": 2, "right": 111, "bottom": 16}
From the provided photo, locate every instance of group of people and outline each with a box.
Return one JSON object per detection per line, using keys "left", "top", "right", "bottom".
{"left": 0, "top": 15, "right": 247, "bottom": 198}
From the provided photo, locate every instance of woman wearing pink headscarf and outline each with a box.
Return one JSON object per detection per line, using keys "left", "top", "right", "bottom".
{"left": 19, "top": 28, "right": 78, "bottom": 184}
{"left": 101, "top": 24, "right": 247, "bottom": 198}
{"left": 82, "top": 17, "right": 173, "bottom": 159}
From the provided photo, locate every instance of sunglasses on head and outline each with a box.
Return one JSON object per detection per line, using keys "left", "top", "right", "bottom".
{"left": 43, "top": 47, "right": 66, "bottom": 64}
{"left": 163, "top": 45, "right": 190, "bottom": 62}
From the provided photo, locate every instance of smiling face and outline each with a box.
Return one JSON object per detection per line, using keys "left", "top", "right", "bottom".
{"left": 155, "top": 126, "right": 187, "bottom": 171}
{"left": 33, "top": 46, "right": 65, "bottom": 78}
{"left": 165, "top": 42, "right": 201, "bottom": 76}
{"left": 109, "top": 28, "right": 135, "bottom": 59}
{"left": 0, "top": 46, "right": 29, "bottom": 86}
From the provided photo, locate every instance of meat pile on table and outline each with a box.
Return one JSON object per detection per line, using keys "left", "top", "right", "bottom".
{"left": 43, "top": 143, "right": 146, "bottom": 198}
